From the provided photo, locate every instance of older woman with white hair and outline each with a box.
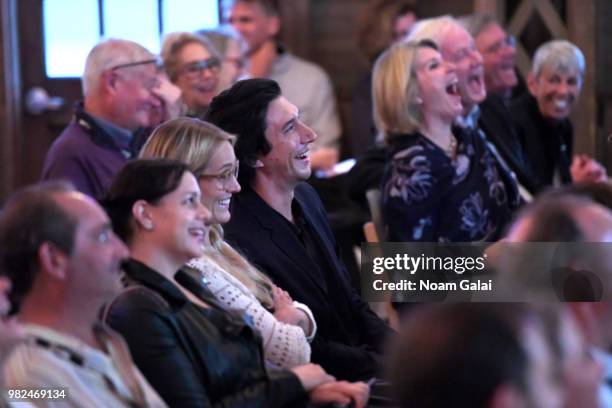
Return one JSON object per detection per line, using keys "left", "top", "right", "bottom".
{"left": 376, "top": 40, "right": 520, "bottom": 242}
{"left": 510, "top": 40, "right": 606, "bottom": 191}
{"left": 161, "top": 32, "right": 221, "bottom": 117}
{"left": 198, "top": 28, "right": 248, "bottom": 94}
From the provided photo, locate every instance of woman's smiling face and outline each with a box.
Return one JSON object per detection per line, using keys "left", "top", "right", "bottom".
{"left": 148, "top": 171, "right": 211, "bottom": 263}
{"left": 197, "top": 141, "right": 241, "bottom": 225}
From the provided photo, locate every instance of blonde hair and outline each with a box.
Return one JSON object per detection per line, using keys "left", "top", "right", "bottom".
{"left": 373, "top": 40, "right": 433, "bottom": 142}
{"left": 140, "top": 117, "right": 275, "bottom": 308}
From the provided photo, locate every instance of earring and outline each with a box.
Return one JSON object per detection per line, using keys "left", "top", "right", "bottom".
{"left": 144, "top": 220, "right": 154, "bottom": 230}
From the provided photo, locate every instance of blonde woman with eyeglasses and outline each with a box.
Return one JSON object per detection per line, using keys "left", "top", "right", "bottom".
{"left": 140, "top": 117, "right": 316, "bottom": 369}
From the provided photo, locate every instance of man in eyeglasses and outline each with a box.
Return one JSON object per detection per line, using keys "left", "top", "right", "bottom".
{"left": 464, "top": 14, "right": 518, "bottom": 103}
{"left": 161, "top": 32, "right": 221, "bottom": 118}
{"left": 42, "top": 38, "right": 180, "bottom": 200}
{"left": 457, "top": 13, "right": 537, "bottom": 196}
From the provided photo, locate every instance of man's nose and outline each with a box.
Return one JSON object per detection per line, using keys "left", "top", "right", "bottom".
{"left": 113, "top": 234, "right": 130, "bottom": 260}
{"left": 301, "top": 123, "right": 317, "bottom": 144}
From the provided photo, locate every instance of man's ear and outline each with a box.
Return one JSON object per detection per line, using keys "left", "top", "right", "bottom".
{"left": 132, "top": 200, "right": 155, "bottom": 230}
{"left": 266, "top": 15, "right": 281, "bottom": 37}
{"left": 101, "top": 69, "right": 120, "bottom": 94}
{"left": 488, "top": 384, "right": 527, "bottom": 408}
{"left": 38, "top": 242, "right": 69, "bottom": 281}
{"left": 527, "top": 72, "right": 538, "bottom": 97}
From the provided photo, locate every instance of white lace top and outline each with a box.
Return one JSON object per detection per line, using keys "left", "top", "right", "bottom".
{"left": 186, "top": 256, "right": 316, "bottom": 369}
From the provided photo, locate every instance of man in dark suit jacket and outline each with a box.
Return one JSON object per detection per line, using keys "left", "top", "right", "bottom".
{"left": 479, "top": 93, "right": 536, "bottom": 194}
{"left": 454, "top": 13, "right": 535, "bottom": 195}
{"left": 206, "top": 78, "right": 392, "bottom": 381}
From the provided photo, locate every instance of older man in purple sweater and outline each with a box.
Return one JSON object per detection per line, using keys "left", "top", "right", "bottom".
{"left": 42, "top": 39, "right": 168, "bottom": 199}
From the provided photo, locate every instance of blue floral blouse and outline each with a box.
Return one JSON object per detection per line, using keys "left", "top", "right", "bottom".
{"left": 381, "top": 127, "right": 521, "bottom": 242}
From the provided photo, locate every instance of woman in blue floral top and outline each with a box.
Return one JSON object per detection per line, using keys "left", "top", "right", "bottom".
{"left": 373, "top": 40, "right": 520, "bottom": 242}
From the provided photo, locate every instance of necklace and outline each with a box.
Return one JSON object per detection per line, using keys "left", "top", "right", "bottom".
{"left": 445, "top": 134, "right": 457, "bottom": 158}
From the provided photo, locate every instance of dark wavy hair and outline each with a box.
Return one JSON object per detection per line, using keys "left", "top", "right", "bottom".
{"left": 103, "top": 159, "right": 190, "bottom": 244}
{"left": 205, "top": 78, "right": 281, "bottom": 187}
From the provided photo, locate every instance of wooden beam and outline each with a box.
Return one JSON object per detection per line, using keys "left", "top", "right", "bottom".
{"left": 507, "top": 0, "right": 533, "bottom": 36}
{"left": 0, "top": 0, "right": 21, "bottom": 203}
{"left": 515, "top": 43, "right": 531, "bottom": 80}
{"left": 568, "top": 0, "right": 596, "bottom": 157}
{"left": 473, "top": 0, "right": 506, "bottom": 22}
{"left": 279, "top": 0, "right": 311, "bottom": 59}
{"left": 534, "top": 0, "right": 568, "bottom": 39}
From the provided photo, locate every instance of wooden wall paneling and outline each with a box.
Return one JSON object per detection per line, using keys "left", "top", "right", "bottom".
{"left": 0, "top": 0, "right": 21, "bottom": 203}
{"left": 417, "top": 0, "right": 473, "bottom": 18}
{"left": 602, "top": 100, "right": 612, "bottom": 172}
{"left": 568, "top": 0, "right": 596, "bottom": 157}
{"left": 597, "top": 0, "right": 612, "bottom": 96}
{"left": 473, "top": 0, "right": 506, "bottom": 21}
{"left": 279, "top": 0, "right": 311, "bottom": 58}
{"left": 310, "top": 0, "right": 369, "bottom": 100}
{"left": 533, "top": 0, "right": 568, "bottom": 39}
{"left": 506, "top": 0, "right": 532, "bottom": 34}
{"left": 596, "top": 0, "right": 612, "bottom": 170}
{"left": 505, "top": 0, "right": 532, "bottom": 79}
{"left": 308, "top": 0, "right": 369, "bottom": 159}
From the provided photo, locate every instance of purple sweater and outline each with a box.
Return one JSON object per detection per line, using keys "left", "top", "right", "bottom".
{"left": 41, "top": 117, "right": 130, "bottom": 200}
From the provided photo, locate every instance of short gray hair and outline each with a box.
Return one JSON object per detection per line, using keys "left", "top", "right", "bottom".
{"left": 457, "top": 13, "right": 499, "bottom": 38}
{"left": 82, "top": 38, "right": 154, "bottom": 96}
{"left": 407, "top": 15, "right": 457, "bottom": 47}
{"left": 532, "top": 40, "right": 585, "bottom": 81}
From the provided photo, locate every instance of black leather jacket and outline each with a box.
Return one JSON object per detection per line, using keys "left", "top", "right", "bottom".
{"left": 103, "top": 259, "right": 308, "bottom": 408}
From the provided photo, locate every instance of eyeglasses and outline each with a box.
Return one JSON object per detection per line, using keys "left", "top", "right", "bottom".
{"left": 199, "top": 161, "right": 239, "bottom": 188}
{"left": 179, "top": 57, "right": 221, "bottom": 77}
{"left": 110, "top": 58, "right": 162, "bottom": 72}
{"left": 484, "top": 35, "right": 516, "bottom": 54}
{"left": 110, "top": 58, "right": 162, "bottom": 91}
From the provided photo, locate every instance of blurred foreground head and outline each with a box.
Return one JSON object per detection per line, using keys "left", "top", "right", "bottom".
{"left": 388, "top": 303, "right": 562, "bottom": 408}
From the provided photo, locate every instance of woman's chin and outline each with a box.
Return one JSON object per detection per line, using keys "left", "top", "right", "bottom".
{"left": 214, "top": 211, "right": 231, "bottom": 226}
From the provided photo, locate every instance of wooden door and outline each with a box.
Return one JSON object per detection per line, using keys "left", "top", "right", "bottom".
{"left": 15, "top": 0, "right": 82, "bottom": 187}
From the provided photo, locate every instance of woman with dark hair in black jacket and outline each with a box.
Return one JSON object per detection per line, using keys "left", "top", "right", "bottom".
{"left": 101, "top": 159, "right": 369, "bottom": 408}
